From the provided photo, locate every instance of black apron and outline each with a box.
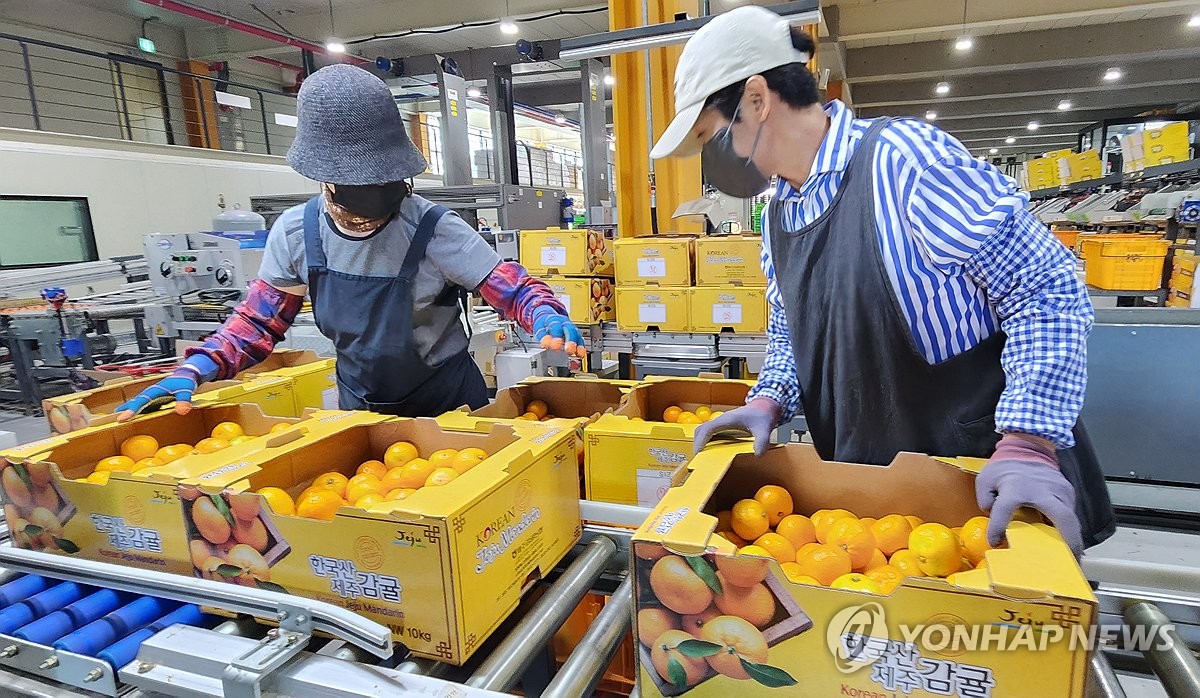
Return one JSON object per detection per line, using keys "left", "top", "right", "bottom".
{"left": 302, "top": 197, "right": 488, "bottom": 416}
{"left": 767, "top": 119, "right": 1115, "bottom": 548}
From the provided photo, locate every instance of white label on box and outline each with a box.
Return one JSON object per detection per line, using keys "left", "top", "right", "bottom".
{"left": 637, "top": 256, "right": 667, "bottom": 278}
{"left": 321, "top": 387, "right": 339, "bottom": 410}
{"left": 712, "top": 303, "right": 743, "bottom": 325}
{"left": 554, "top": 293, "right": 571, "bottom": 315}
{"left": 636, "top": 468, "right": 676, "bottom": 508}
{"left": 541, "top": 246, "right": 567, "bottom": 266}
{"left": 638, "top": 303, "right": 667, "bottom": 323}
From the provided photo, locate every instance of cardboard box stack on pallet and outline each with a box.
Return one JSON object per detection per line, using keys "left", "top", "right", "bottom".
{"left": 1121, "top": 122, "right": 1191, "bottom": 173}
{"left": 1168, "top": 249, "right": 1197, "bottom": 307}
{"left": 519, "top": 227, "right": 616, "bottom": 324}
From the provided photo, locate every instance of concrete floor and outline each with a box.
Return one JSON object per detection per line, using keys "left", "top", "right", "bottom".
{"left": 0, "top": 409, "right": 51, "bottom": 449}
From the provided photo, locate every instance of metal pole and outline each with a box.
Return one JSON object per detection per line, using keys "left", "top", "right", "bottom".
{"left": 111, "top": 60, "right": 134, "bottom": 140}
{"left": 154, "top": 67, "right": 176, "bottom": 145}
{"left": 542, "top": 575, "right": 634, "bottom": 698}
{"left": 467, "top": 536, "right": 618, "bottom": 691}
{"left": 1086, "top": 652, "right": 1128, "bottom": 698}
{"left": 258, "top": 92, "right": 272, "bottom": 154}
{"left": 1123, "top": 602, "right": 1200, "bottom": 698}
{"left": 18, "top": 41, "right": 41, "bottom": 130}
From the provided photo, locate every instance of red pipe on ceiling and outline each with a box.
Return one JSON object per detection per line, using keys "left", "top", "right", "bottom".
{"left": 249, "top": 55, "right": 302, "bottom": 72}
{"left": 136, "top": 0, "right": 370, "bottom": 65}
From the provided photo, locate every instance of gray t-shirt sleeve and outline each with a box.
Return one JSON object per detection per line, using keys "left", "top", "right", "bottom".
{"left": 427, "top": 210, "right": 501, "bottom": 290}
{"left": 257, "top": 204, "right": 308, "bottom": 289}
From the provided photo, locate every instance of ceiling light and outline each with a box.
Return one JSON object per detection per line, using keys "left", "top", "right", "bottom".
{"left": 325, "top": 39, "right": 345, "bottom": 53}
{"left": 603, "top": 74, "right": 615, "bottom": 86}
{"left": 1189, "top": 14, "right": 1200, "bottom": 27}
{"left": 500, "top": 18, "right": 519, "bottom": 34}
{"left": 467, "top": 86, "right": 482, "bottom": 98}
{"left": 1005, "top": 136, "right": 1016, "bottom": 144}
{"left": 925, "top": 111, "right": 937, "bottom": 121}
{"left": 954, "top": 36, "right": 974, "bottom": 51}
{"left": 1103, "top": 67, "right": 1122, "bottom": 81}
{"left": 1057, "top": 100, "right": 1072, "bottom": 111}
{"left": 989, "top": 147, "right": 998, "bottom": 154}
{"left": 554, "top": 114, "right": 567, "bottom": 125}
{"left": 935, "top": 81, "right": 950, "bottom": 95}
{"left": 1027, "top": 121, "right": 1039, "bottom": 131}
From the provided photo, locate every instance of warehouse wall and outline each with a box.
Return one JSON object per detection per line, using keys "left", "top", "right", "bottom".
{"left": 0, "top": 129, "right": 317, "bottom": 258}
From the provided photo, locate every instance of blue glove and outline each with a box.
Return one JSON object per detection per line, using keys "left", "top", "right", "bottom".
{"left": 531, "top": 306, "right": 586, "bottom": 358}
{"left": 115, "top": 355, "right": 219, "bottom": 419}
{"left": 976, "top": 435, "right": 1083, "bottom": 557}
{"left": 692, "top": 398, "right": 782, "bottom": 457}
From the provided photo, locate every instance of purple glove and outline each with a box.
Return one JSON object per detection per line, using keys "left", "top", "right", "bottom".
{"left": 976, "top": 435, "right": 1083, "bottom": 557}
{"left": 692, "top": 398, "right": 782, "bottom": 457}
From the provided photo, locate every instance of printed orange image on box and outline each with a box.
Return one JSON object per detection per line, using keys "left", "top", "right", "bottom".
{"left": 693, "top": 236, "right": 766, "bottom": 286}
{"left": 632, "top": 442, "right": 1094, "bottom": 697}
{"left": 0, "top": 404, "right": 348, "bottom": 574}
{"left": 234, "top": 349, "right": 338, "bottom": 414}
{"left": 687, "top": 287, "right": 767, "bottom": 334}
{"left": 520, "top": 227, "right": 614, "bottom": 276}
{"left": 179, "top": 417, "right": 581, "bottom": 664}
{"left": 584, "top": 377, "right": 753, "bottom": 507}
{"left": 614, "top": 236, "right": 695, "bottom": 287}
{"left": 545, "top": 276, "right": 615, "bottom": 324}
{"left": 615, "top": 287, "right": 690, "bottom": 332}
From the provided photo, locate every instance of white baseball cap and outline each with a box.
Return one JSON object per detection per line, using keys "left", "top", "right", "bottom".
{"left": 650, "top": 6, "right": 811, "bottom": 159}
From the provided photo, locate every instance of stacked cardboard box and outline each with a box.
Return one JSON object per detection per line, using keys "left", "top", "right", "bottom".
{"left": 519, "top": 227, "right": 615, "bottom": 325}
{"left": 1168, "top": 250, "right": 1197, "bottom": 307}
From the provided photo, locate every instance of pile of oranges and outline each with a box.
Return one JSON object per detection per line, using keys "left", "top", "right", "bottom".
{"left": 255, "top": 440, "right": 491, "bottom": 521}
{"left": 511, "top": 399, "right": 556, "bottom": 422}
{"left": 636, "top": 405, "right": 725, "bottom": 425}
{"left": 716, "top": 485, "right": 996, "bottom": 594}
{"left": 79, "top": 422, "right": 290, "bottom": 485}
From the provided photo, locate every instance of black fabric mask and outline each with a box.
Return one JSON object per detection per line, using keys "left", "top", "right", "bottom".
{"left": 701, "top": 99, "right": 770, "bottom": 199}
{"left": 328, "top": 181, "right": 409, "bottom": 219}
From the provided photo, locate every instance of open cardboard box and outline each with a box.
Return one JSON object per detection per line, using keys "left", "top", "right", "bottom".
{"left": 180, "top": 417, "right": 581, "bottom": 665}
{"left": 232, "top": 348, "right": 337, "bottom": 414}
{"left": 0, "top": 404, "right": 343, "bottom": 574}
{"left": 632, "top": 442, "right": 1094, "bottom": 697}
{"left": 584, "top": 377, "right": 754, "bottom": 507}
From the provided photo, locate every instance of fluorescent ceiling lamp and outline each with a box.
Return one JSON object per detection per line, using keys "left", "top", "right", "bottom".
{"left": 925, "top": 111, "right": 937, "bottom": 121}
{"left": 935, "top": 81, "right": 950, "bottom": 95}
{"left": 1057, "top": 100, "right": 1072, "bottom": 111}
{"left": 1103, "top": 67, "right": 1122, "bottom": 81}
{"left": 954, "top": 36, "right": 973, "bottom": 51}
{"left": 500, "top": 18, "right": 519, "bottom": 34}
{"left": 1027, "top": 121, "right": 1039, "bottom": 131}
{"left": 467, "top": 86, "right": 482, "bottom": 98}
{"left": 325, "top": 39, "right": 345, "bottom": 53}
{"left": 1005, "top": 136, "right": 1016, "bottom": 144}
{"left": 989, "top": 147, "right": 998, "bottom": 154}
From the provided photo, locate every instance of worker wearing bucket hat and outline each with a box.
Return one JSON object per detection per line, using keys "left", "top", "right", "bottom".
{"left": 673, "top": 7, "right": 1113, "bottom": 556}
{"left": 118, "top": 64, "right": 583, "bottom": 417}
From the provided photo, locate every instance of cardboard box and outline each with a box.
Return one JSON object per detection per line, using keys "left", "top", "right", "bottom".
{"left": 42, "top": 374, "right": 296, "bottom": 436}
{"left": 1143, "top": 122, "right": 1189, "bottom": 166}
{"left": 614, "top": 237, "right": 695, "bottom": 286}
{"left": 1167, "top": 289, "right": 1193, "bottom": 308}
{"left": 545, "top": 276, "right": 615, "bottom": 324}
{"left": 693, "top": 236, "right": 767, "bottom": 286}
{"left": 0, "top": 404, "right": 341, "bottom": 574}
{"left": 519, "top": 228, "right": 614, "bottom": 276}
{"left": 180, "top": 417, "right": 581, "bottom": 664}
{"left": 615, "top": 287, "right": 690, "bottom": 332}
{"left": 583, "top": 377, "right": 753, "bottom": 506}
{"left": 235, "top": 349, "right": 337, "bottom": 414}
{"left": 687, "top": 287, "right": 767, "bottom": 334}
{"left": 631, "top": 443, "right": 1094, "bottom": 697}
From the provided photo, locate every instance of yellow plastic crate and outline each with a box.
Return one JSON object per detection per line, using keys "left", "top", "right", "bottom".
{"left": 1080, "top": 238, "right": 1170, "bottom": 290}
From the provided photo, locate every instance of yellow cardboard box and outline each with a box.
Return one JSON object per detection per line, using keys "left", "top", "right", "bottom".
{"left": 615, "top": 287, "right": 691, "bottom": 332}
{"left": 583, "top": 377, "right": 753, "bottom": 506}
{"left": 693, "top": 236, "right": 766, "bottom": 286}
{"left": 235, "top": 349, "right": 337, "bottom": 414}
{"left": 1143, "top": 122, "right": 1189, "bottom": 165}
{"left": 632, "top": 443, "right": 1094, "bottom": 697}
{"left": 180, "top": 417, "right": 581, "bottom": 665}
{"left": 1167, "top": 289, "right": 1193, "bottom": 308}
{"left": 520, "top": 228, "right": 614, "bottom": 276}
{"left": 0, "top": 404, "right": 334, "bottom": 574}
{"left": 687, "top": 287, "right": 767, "bottom": 334}
{"left": 614, "top": 236, "right": 695, "bottom": 286}
{"left": 545, "top": 276, "right": 615, "bottom": 324}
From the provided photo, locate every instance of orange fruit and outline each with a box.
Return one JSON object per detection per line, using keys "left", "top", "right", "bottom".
{"left": 637, "top": 607, "right": 680, "bottom": 647}
{"left": 736, "top": 544, "right": 771, "bottom": 558}
{"left": 909, "top": 523, "right": 963, "bottom": 577}
{"left": 826, "top": 518, "right": 877, "bottom": 570}
{"left": 960, "top": 557, "right": 974, "bottom": 572}
{"left": 194, "top": 437, "right": 230, "bottom": 454}
{"left": 649, "top": 629, "right": 708, "bottom": 687}
{"left": 831, "top": 573, "right": 881, "bottom": 593}
{"left": 295, "top": 489, "right": 346, "bottom": 521}
{"left": 311, "top": 471, "right": 349, "bottom": 499}
{"left": 226, "top": 543, "right": 270, "bottom": 581}
{"left": 859, "top": 517, "right": 877, "bottom": 529}
{"left": 453, "top": 448, "right": 488, "bottom": 473}
{"left": 230, "top": 435, "right": 253, "bottom": 445}
{"left": 863, "top": 548, "right": 888, "bottom": 573}
{"left": 385, "top": 488, "right": 417, "bottom": 501}
{"left": 210, "top": 422, "right": 244, "bottom": 441}
{"left": 354, "top": 493, "right": 385, "bottom": 509}
{"left": 269, "top": 422, "right": 293, "bottom": 434}
{"left": 515, "top": 412, "right": 539, "bottom": 421}
{"left": 662, "top": 406, "right": 683, "bottom": 423}
{"left": 228, "top": 492, "right": 261, "bottom": 522}
{"left": 753, "top": 485, "right": 794, "bottom": 526}
{"left": 191, "top": 497, "right": 231, "bottom": 545}
{"left": 395, "top": 458, "right": 435, "bottom": 489}
{"left": 120, "top": 435, "right": 159, "bottom": 461}
{"left": 707, "top": 411, "right": 724, "bottom": 421}
{"left": 715, "top": 530, "right": 748, "bottom": 547}
{"left": 1, "top": 468, "right": 33, "bottom": 508}
{"left": 525, "top": 399, "right": 549, "bottom": 419}
{"left": 694, "top": 406, "right": 713, "bottom": 420}
{"left": 959, "top": 515, "right": 993, "bottom": 565}
{"left": 155, "top": 444, "right": 192, "bottom": 464}
{"left": 133, "top": 457, "right": 164, "bottom": 471}
{"left": 775, "top": 514, "right": 816, "bottom": 550}
{"left": 356, "top": 460, "right": 389, "bottom": 479}
{"left": 976, "top": 558, "right": 988, "bottom": 570}
{"left": 425, "top": 467, "right": 459, "bottom": 487}
{"left": 888, "top": 549, "right": 922, "bottom": 577}
{"left": 345, "top": 476, "right": 383, "bottom": 504}
{"left": 713, "top": 573, "right": 775, "bottom": 627}
{"left": 753, "top": 532, "right": 797, "bottom": 565}
{"left": 679, "top": 605, "right": 720, "bottom": 633}
{"left": 795, "top": 543, "right": 852, "bottom": 586}
{"left": 730, "top": 499, "right": 769, "bottom": 541}
{"left": 255, "top": 487, "right": 295, "bottom": 516}
{"left": 867, "top": 564, "right": 905, "bottom": 594}
{"left": 84, "top": 471, "right": 110, "bottom": 485}
{"left": 904, "top": 515, "right": 924, "bottom": 530}
{"left": 96, "top": 455, "right": 137, "bottom": 473}
{"left": 232, "top": 517, "right": 269, "bottom": 552}
{"left": 699, "top": 615, "right": 769, "bottom": 680}
{"left": 779, "top": 563, "right": 820, "bottom": 585}
{"left": 796, "top": 542, "right": 822, "bottom": 561}
{"left": 714, "top": 552, "right": 770, "bottom": 587}
{"left": 383, "top": 441, "right": 420, "bottom": 469}
{"left": 189, "top": 539, "right": 215, "bottom": 569}
{"left": 428, "top": 449, "right": 459, "bottom": 469}
{"left": 714, "top": 510, "right": 733, "bottom": 533}
{"left": 813, "top": 508, "right": 855, "bottom": 543}
{"left": 676, "top": 412, "right": 702, "bottom": 424}
{"left": 649, "top": 555, "right": 713, "bottom": 615}
{"left": 871, "top": 514, "right": 915, "bottom": 556}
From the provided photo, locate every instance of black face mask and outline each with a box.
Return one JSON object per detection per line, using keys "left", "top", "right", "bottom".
{"left": 700, "top": 99, "right": 770, "bottom": 199}
{"left": 328, "top": 181, "right": 409, "bottom": 219}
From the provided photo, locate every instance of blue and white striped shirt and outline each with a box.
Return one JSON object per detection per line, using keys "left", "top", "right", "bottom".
{"left": 747, "top": 100, "right": 1092, "bottom": 448}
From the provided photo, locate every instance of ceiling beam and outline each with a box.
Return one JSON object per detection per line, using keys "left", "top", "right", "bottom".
{"left": 856, "top": 84, "right": 1198, "bottom": 121}
{"left": 906, "top": 107, "right": 1157, "bottom": 133}
{"left": 391, "top": 42, "right": 564, "bottom": 82}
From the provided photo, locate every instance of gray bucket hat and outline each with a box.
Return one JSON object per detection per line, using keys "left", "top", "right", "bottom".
{"left": 286, "top": 64, "right": 428, "bottom": 185}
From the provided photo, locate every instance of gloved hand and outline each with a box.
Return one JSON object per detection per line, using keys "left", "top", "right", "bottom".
{"left": 692, "top": 398, "right": 782, "bottom": 457}
{"left": 115, "top": 355, "right": 219, "bottom": 420}
{"left": 531, "top": 306, "right": 587, "bottom": 358}
{"left": 976, "top": 434, "right": 1083, "bottom": 557}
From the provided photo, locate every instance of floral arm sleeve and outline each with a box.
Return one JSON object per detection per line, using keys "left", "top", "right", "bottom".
{"left": 183, "top": 279, "right": 305, "bottom": 380}
{"left": 477, "top": 261, "right": 568, "bottom": 333}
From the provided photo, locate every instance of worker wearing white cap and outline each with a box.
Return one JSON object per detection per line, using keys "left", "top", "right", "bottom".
{"left": 673, "top": 7, "right": 1114, "bottom": 556}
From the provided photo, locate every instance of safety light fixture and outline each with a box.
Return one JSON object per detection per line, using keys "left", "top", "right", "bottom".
{"left": 935, "top": 82, "right": 950, "bottom": 95}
